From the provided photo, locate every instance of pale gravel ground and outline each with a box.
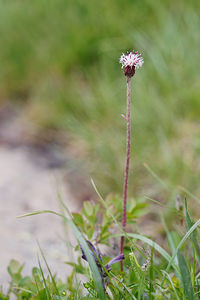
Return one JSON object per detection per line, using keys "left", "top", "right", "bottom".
{"left": 0, "top": 144, "right": 79, "bottom": 291}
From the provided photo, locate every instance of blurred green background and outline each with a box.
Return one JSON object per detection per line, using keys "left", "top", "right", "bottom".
{"left": 0, "top": 0, "right": 200, "bottom": 205}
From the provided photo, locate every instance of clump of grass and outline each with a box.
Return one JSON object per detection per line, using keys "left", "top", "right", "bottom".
{"left": 2, "top": 196, "right": 200, "bottom": 299}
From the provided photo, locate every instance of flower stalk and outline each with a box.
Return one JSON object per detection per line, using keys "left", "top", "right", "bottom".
{"left": 120, "top": 76, "right": 131, "bottom": 264}
{"left": 119, "top": 50, "right": 143, "bottom": 270}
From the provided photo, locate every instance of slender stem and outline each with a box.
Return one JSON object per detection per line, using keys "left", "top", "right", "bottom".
{"left": 120, "top": 76, "right": 131, "bottom": 270}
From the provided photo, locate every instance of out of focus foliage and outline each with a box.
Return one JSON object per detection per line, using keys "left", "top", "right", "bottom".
{"left": 0, "top": 0, "right": 200, "bottom": 202}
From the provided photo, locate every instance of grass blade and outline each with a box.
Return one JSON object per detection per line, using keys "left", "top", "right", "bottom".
{"left": 37, "top": 256, "right": 51, "bottom": 300}
{"left": 178, "top": 186, "right": 200, "bottom": 204}
{"left": 69, "top": 221, "right": 105, "bottom": 299}
{"left": 18, "top": 209, "right": 105, "bottom": 300}
{"left": 111, "top": 232, "right": 178, "bottom": 272}
{"left": 177, "top": 250, "right": 194, "bottom": 300}
{"left": 162, "top": 270, "right": 180, "bottom": 300}
{"left": 37, "top": 242, "right": 61, "bottom": 300}
{"left": 162, "top": 218, "right": 200, "bottom": 285}
{"left": 185, "top": 198, "right": 200, "bottom": 262}
{"left": 143, "top": 163, "right": 169, "bottom": 190}
{"left": 161, "top": 215, "right": 178, "bottom": 265}
{"left": 149, "top": 249, "right": 154, "bottom": 300}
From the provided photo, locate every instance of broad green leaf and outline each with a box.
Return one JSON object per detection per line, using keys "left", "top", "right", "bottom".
{"left": 162, "top": 270, "right": 180, "bottom": 300}
{"left": 185, "top": 198, "right": 200, "bottom": 262}
{"left": 162, "top": 217, "right": 200, "bottom": 285}
{"left": 177, "top": 250, "right": 194, "bottom": 300}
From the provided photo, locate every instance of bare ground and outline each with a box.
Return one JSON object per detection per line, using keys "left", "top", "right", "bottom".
{"left": 0, "top": 106, "right": 81, "bottom": 290}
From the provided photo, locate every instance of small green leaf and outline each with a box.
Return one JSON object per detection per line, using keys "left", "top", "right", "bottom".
{"left": 8, "top": 259, "right": 23, "bottom": 275}
{"left": 65, "top": 262, "right": 85, "bottom": 274}
{"left": 83, "top": 201, "right": 93, "bottom": 217}
{"left": 72, "top": 213, "right": 84, "bottom": 226}
{"left": 32, "top": 267, "right": 40, "bottom": 277}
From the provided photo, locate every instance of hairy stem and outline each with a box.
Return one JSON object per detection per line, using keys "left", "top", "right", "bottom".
{"left": 120, "top": 76, "right": 131, "bottom": 270}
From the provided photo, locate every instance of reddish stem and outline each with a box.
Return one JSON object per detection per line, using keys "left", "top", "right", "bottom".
{"left": 120, "top": 76, "right": 131, "bottom": 270}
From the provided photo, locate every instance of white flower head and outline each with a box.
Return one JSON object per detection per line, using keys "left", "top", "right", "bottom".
{"left": 119, "top": 50, "right": 144, "bottom": 77}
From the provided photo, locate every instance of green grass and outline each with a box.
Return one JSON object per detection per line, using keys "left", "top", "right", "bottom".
{"left": 0, "top": 0, "right": 200, "bottom": 205}
{"left": 2, "top": 196, "right": 200, "bottom": 299}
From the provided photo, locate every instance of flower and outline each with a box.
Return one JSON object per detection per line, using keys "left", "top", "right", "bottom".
{"left": 104, "top": 254, "right": 125, "bottom": 271}
{"left": 81, "top": 240, "right": 103, "bottom": 270}
{"left": 80, "top": 240, "right": 125, "bottom": 275}
{"left": 119, "top": 50, "right": 144, "bottom": 77}
{"left": 140, "top": 248, "right": 151, "bottom": 272}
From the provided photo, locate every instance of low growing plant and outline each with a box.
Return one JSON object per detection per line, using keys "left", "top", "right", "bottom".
{"left": 2, "top": 196, "right": 200, "bottom": 299}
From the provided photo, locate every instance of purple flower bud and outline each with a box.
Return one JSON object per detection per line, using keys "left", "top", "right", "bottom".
{"left": 80, "top": 240, "right": 102, "bottom": 264}
{"left": 105, "top": 254, "right": 125, "bottom": 270}
{"left": 80, "top": 240, "right": 125, "bottom": 273}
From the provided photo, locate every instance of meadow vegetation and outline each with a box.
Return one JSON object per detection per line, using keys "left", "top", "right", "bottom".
{"left": 0, "top": 0, "right": 200, "bottom": 199}
{"left": 1, "top": 0, "right": 200, "bottom": 298}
